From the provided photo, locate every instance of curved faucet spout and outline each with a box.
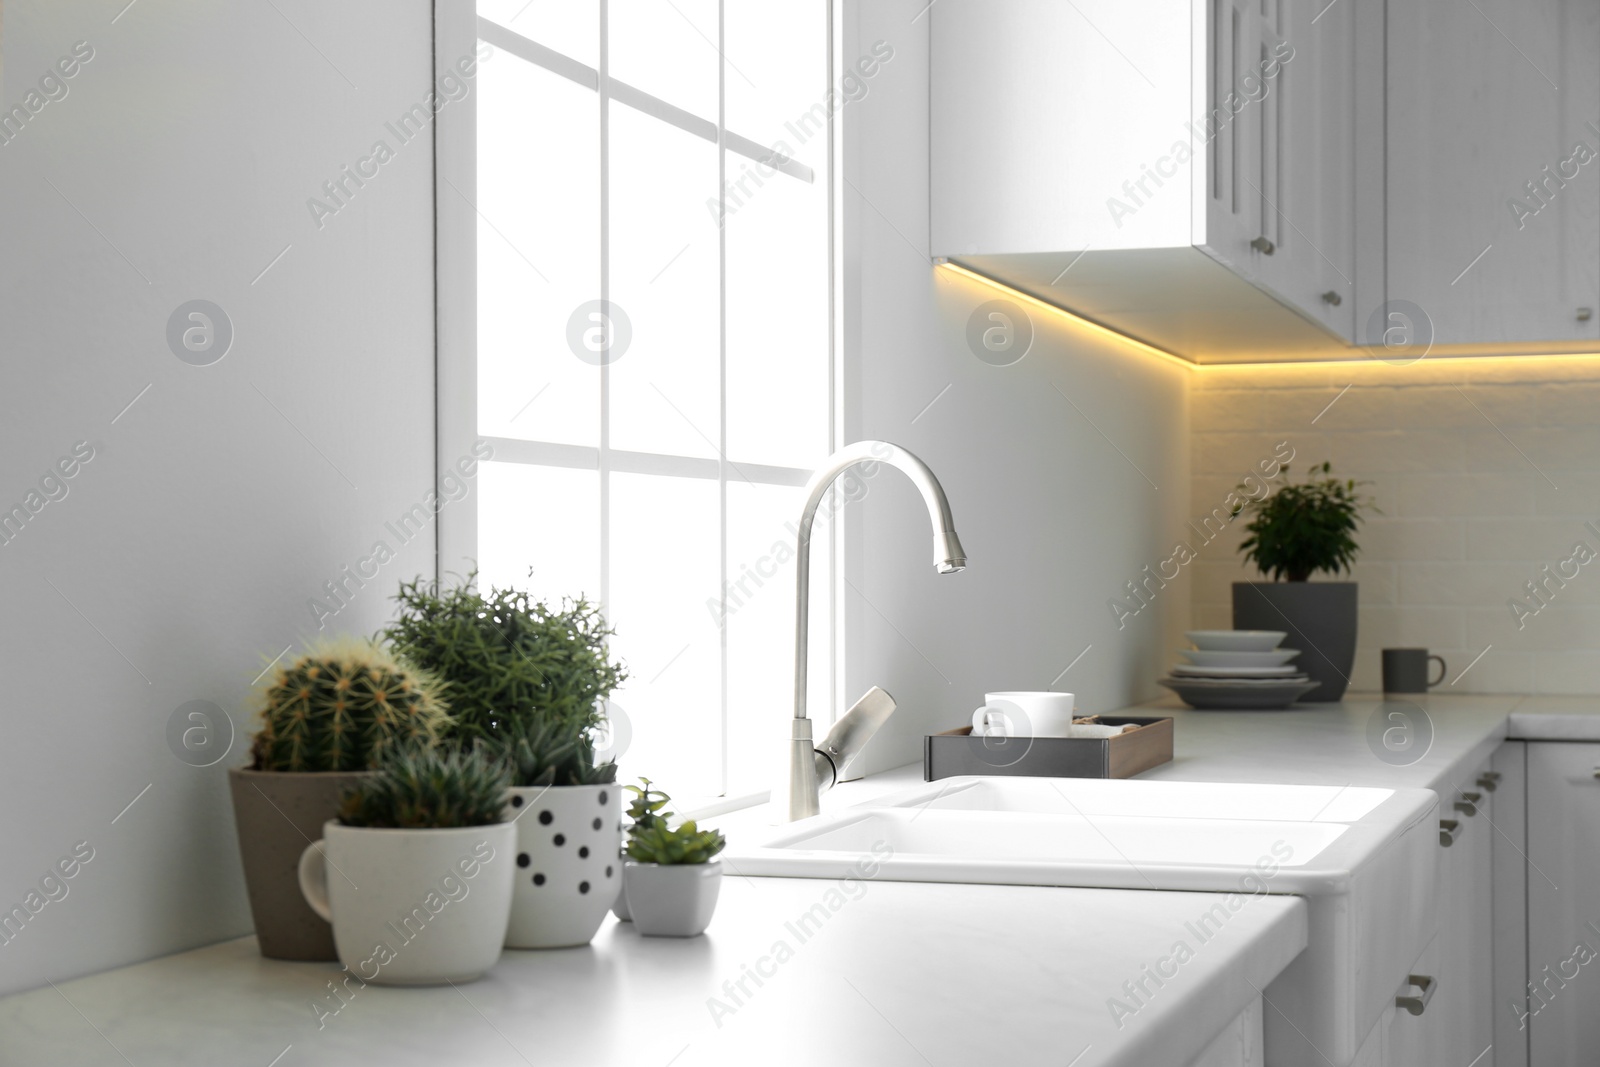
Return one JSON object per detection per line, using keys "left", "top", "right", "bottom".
{"left": 786, "top": 441, "right": 966, "bottom": 821}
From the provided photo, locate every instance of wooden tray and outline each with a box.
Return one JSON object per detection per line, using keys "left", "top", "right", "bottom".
{"left": 923, "top": 716, "right": 1174, "bottom": 781}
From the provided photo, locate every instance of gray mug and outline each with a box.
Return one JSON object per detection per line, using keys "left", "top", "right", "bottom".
{"left": 1382, "top": 648, "right": 1446, "bottom": 693}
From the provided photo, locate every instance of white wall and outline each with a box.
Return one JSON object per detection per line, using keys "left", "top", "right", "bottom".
{"left": 1192, "top": 359, "right": 1600, "bottom": 695}
{"left": 839, "top": 0, "right": 1193, "bottom": 776}
{"left": 0, "top": 0, "right": 438, "bottom": 994}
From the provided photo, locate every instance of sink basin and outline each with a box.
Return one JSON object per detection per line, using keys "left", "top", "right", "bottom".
{"left": 722, "top": 775, "right": 1440, "bottom": 1067}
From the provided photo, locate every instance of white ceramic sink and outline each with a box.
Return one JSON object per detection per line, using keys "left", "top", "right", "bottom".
{"left": 722, "top": 776, "right": 1441, "bottom": 1067}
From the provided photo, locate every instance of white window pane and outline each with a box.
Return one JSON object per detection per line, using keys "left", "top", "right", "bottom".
{"left": 608, "top": 472, "right": 721, "bottom": 797}
{"left": 608, "top": 102, "right": 721, "bottom": 459}
{"left": 477, "top": 462, "right": 601, "bottom": 606}
{"left": 609, "top": 0, "right": 719, "bottom": 123}
{"left": 724, "top": 480, "right": 827, "bottom": 796}
{"left": 725, "top": 1, "right": 828, "bottom": 148}
{"left": 478, "top": 0, "right": 599, "bottom": 69}
{"left": 725, "top": 156, "right": 829, "bottom": 468}
{"left": 477, "top": 53, "right": 600, "bottom": 446}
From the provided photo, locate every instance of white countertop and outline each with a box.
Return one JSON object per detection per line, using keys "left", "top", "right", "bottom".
{"left": 0, "top": 877, "right": 1306, "bottom": 1067}
{"left": 9, "top": 690, "right": 1596, "bottom": 1066}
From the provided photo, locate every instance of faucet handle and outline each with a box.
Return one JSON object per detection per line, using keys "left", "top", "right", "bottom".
{"left": 816, "top": 687, "right": 898, "bottom": 787}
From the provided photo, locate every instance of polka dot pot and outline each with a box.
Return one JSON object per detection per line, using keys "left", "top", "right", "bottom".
{"left": 502, "top": 783, "right": 622, "bottom": 948}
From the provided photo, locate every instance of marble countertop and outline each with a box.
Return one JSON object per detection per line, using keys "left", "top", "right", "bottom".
{"left": 0, "top": 877, "right": 1305, "bottom": 1067}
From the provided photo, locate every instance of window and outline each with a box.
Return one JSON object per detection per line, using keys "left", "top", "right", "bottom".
{"left": 439, "top": 3, "right": 836, "bottom": 801}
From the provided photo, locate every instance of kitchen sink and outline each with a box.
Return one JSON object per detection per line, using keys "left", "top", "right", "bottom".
{"left": 721, "top": 775, "right": 1441, "bottom": 1066}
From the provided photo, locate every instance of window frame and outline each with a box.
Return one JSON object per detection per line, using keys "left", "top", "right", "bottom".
{"left": 433, "top": 1, "right": 845, "bottom": 802}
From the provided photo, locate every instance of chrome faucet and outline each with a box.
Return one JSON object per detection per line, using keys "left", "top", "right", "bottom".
{"left": 785, "top": 441, "right": 967, "bottom": 821}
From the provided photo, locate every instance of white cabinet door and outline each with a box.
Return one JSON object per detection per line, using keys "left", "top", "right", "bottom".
{"left": 1383, "top": 934, "right": 1444, "bottom": 1066}
{"left": 1201, "top": 0, "right": 1266, "bottom": 274}
{"left": 1248, "top": 0, "right": 1358, "bottom": 340}
{"left": 1437, "top": 766, "right": 1496, "bottom": 1067}
{"left": 1527, "top": 742, "right": 1600, "bottom": 1064}
{"left": 1492, "top": 744, "right": 1530, "bottom": 1067}
{"left": 1386, "top": 0, "right": 1595, "bottom": 346}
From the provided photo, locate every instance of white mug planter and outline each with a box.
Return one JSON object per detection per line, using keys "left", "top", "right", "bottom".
{"left": 297, "top": 820, "right": 515, "bottom": 985}
{"left": 623, "top": 859, "right": 722, "bottom": 937}
{"left": 503, "top": 783, "right": 623, "bottom": 948}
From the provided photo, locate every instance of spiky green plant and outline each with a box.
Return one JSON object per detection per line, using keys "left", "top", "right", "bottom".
{"left": 383, "top": 573, "right": 627, "bottom": 749}
{"left": 338, "top": 747, "right": 510, "bottom": 829}
{"left": 248, "top": 638, "right": 449, "bottom": 772}
{"left": 623, "top": 779, "right": 724, "bottom": 865}
{"left": 496, "top": 716, "right": 618, "bottom": 788}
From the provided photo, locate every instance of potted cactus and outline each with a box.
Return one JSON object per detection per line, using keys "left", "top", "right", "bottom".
{"left": 297, "top": 747, "right": 515, "bottom": 987}
{"left": 621, "top": 779, "right": 726, "bottom": 938}
{"left": 494, "top": 716, "right": 623, "bottom": 948}
{"left": 229, "top": 638, "right": 448, "bottom": 960}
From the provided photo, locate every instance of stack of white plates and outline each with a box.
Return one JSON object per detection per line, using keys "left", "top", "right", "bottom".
{"left": 1159, "top": 631, "right": 1318, "bottom": 710}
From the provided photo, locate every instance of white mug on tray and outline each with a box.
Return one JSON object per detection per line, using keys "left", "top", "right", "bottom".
{"left": 971, "top": 691, "right": 1078, "bottom": 738}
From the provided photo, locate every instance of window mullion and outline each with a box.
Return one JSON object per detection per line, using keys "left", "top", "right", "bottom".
{"left": 716, "top": 0, "right": 730, "bottom": 798}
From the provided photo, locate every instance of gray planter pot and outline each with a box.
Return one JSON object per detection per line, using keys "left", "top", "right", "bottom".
{"left": 229, "top": 767, "right": 370, "bottom": 960}
{"left": 623, "top": 860, "right": 722, "bottom": 937}
{"left": 1233, "top": 582, "right": 1358, "bottom": 702}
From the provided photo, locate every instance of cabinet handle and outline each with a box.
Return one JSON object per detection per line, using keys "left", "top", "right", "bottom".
{"left": 1478, "top": 772, "right": 1501, "bottom": 793}
{"left": 1320, "top": 290, "right": 1343, "bottom": 306}
{"left": 1440, "top": 819, "right": 1461, "bottom": 846}
{"left": 1579, "top": 307, "right": 1593, "bottom": 322}
{"left": 1396, "top": 974, "right": 1437, "bottom": 1016}
{"left": 1455, "top": 797, "right": 1478, "bottom": 816}
{"left": 1250, "top": 236, "right": 1276, "bottom": 255}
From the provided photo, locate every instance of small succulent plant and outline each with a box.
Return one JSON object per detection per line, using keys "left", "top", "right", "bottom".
{"left": 623, "top": 779, "right": 725, "bottom": 865}
{"left": 497, "top": 715, "right": 618, "bottom": 788}
{"left": 338, "top": 747, "right": 510, "bottom": 829}
{"left": 248, "top": 638, "right": 449, "bottom": 773}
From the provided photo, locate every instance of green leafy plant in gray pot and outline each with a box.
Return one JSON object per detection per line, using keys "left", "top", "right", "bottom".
{"left": 1231, "top": 462, "right": 1376, "bottom": 702}
{"left": 384, "top": 573, "right": 629, "bottom": 948}
{"left": 230, "top": 638, "right": 449, "bottom": 960}
{"left": 621, "top": 779, "right": 726, "bottom": 938}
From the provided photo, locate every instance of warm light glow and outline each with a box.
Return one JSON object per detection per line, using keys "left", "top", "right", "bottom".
{"left": 936, "top": 261, "right": 1197, "bottom": 373}
{"left": 936, "top": 260, "right": 1600, "bottom": 374}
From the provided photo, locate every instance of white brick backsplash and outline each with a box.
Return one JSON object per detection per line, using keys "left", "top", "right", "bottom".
{"left": 1397, "top": 473, "right": 1536, "bottom": 518}
{"left": 1193, "top": 369, "right": 1600, "bottom": 692}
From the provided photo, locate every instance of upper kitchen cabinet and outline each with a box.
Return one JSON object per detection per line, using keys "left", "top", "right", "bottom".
{"left": 931, "top": 0, "right": 1379, "bottom": 364}
{"left": 1387, "top": 0, "right": 1600, "bottom": 349}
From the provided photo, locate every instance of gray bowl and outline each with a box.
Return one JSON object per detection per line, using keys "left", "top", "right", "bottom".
{"left": 1157, "top": 676, "right": 1320, "bottom": 711}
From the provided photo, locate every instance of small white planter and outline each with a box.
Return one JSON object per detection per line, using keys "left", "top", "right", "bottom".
{"left": 297, "top": 820, "right": 515, "bottom": 985}
{"left": 623, "top": 859, "right": 722, "bottom": 937}
{"left": 503, "top": 783, "right": 623, "bottom": 948}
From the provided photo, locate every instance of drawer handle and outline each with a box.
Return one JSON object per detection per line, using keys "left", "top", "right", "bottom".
{"left": 1396, "top": 974, "right": 1437, "bottom": 1016}
{"left": 1455, "top": 790, "right": 1482, "bottom": 816}
{"left": 1321, "top": 290, "right": 1343, "bottom": 306}
{"left": 1440, "top": 819, "right": 1460, "bottom": 847}
{"left": 1478, "top": 773, "right": 1501, "bottom": 793}
{"left": 1250, "top": 236, "right": 1276, "bottom": 255}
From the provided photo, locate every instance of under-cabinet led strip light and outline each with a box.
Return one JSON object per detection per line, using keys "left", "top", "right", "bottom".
{"left": 936, "top": 260, "right": 1600, "bottom": 373}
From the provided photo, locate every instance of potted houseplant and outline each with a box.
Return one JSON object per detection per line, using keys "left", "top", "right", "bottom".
{"left": 383, "top": 573, "right": 630, "bottom": 948}
{"left": 1231, "top": 462, "right": 1375, "bottom": 702}
{"left": 621, "top": 779, "right": 726, "bottom": 938}
{"left": 230, "top": 638, "right": 448, "bottom": 960}
{"left": 297, "top": 746, "right": 515, "bottom": 986}
{"left": 383, "top": 573, "right": 626, "bottom": 749}
{"left": 494, "top": 716, "right": 623, "bottom": 948}
{"left": 612, "top": 774, "right": 672, "bottom": 923}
